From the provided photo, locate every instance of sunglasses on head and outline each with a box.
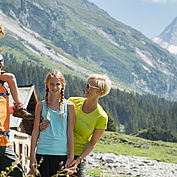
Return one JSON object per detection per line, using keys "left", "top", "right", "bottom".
{"left": 85, "top": 83, "right": 100, "bottom": 89}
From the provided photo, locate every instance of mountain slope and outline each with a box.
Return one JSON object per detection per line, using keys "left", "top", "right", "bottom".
{"left": 153, "top": 17, "right": 177, "bottom": 55}
{"left": 1, "top": 0, "right": 177, "bottom": 100}
{"left": 0, "top": 10, "right": 95, "bottom": 77}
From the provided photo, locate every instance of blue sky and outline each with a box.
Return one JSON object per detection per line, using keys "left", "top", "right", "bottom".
{"left": 88, "top": 0, "right": 177, "bottom": 39}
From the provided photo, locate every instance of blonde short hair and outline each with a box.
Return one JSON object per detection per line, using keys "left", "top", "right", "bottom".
{"left": 87, "top": 74, "right": 111, "bottom": 97}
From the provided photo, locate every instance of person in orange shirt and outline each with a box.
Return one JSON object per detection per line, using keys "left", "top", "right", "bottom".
{"left": 0, "top": 61, "right": 24, "bottom": 176}
{"left": 0, "top": 24, "right": 32, "bottom": 176}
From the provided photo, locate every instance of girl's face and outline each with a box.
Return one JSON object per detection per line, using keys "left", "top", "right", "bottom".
{"left": 47, "top": 77, "right": 62, "bottom": 95}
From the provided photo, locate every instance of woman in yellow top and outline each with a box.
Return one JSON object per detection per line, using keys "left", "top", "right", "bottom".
{"left": 40, "top": 74, "right": 111, "bottom": 176}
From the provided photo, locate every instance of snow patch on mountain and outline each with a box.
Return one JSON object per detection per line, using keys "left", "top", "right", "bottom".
{"left": 153, "top": 37, "right": 177, "bottom": 55}
{"left": 141, "top": 64, "right": 151, "bottom": 73}
{"left": 135, "top": 48, "right": 153, "bottom": 67}
{"left": 135, "top": 47, "right": 173, "bottom": 76}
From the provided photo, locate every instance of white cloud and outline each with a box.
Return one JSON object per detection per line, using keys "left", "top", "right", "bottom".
{"left": 141, "top": 0, "right": 177, "bottom": 3}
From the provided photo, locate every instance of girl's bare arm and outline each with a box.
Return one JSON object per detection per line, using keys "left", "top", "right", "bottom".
{"left": 65, "top": 101, "right": 75, "bottom": 168}
{"left": 30, "top": 102, "right": 43, "bottom": 169}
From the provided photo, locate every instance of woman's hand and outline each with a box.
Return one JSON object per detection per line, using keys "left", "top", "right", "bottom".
{"left": 39, "top": 120, "right": 50, "bottom": 131}
{"left": 65, "top": 156, "right": 74, "bottom": 168}
{"left": 69, "top": 158, "right": 81, "bottom": 167}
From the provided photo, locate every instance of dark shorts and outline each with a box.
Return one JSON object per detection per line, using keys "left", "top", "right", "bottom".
{"left": 0, "top": 145, "right": 24, "bottom": 177}
{"left": 74, "top": 156, "right": 86, "bottom": 177}
{"left": 36, "top": 153, "right": 67, "bottom": 177}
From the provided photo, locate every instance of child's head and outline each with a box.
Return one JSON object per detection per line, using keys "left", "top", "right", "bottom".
{"left": 0, "top": 24, "right": 5, "bottom": 38}
{"left": 87, "top": 74, "right": 111, "bottom": 98}
{"left": 45, "top": 70, "right": 65, "bottom": 110}
{"left": 45, "top": 69, "right": 65, "bottom": 90}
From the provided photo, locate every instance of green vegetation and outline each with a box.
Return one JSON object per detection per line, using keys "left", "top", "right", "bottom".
{"left": 1, "top": 0, "right": 177, "bottom": 176}
{"left": 86, "top": 168, "right": 102, "bottom": 177}
{"left": 3, "top": 57, "right": 177, "bottom": 137}
{"left": 1, "top": 0, "right": 177, "bottom": 100}
{"left": 95, "top": 131, "right": 177, "bottom": 164}
{"left": 133, "top": 126, "right": 177, "bottom": 142}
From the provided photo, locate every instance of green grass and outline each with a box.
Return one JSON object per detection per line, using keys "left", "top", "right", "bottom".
{"left": 85, "top": 168, "right": 102, "bottom": 177}
{"left": 94, "top": 131, "right": 177, "bottom": 164}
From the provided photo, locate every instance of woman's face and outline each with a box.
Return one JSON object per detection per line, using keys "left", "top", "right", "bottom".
{"left": 47, "top": 77, "right": 62, "bottom": 95}
{"left": 84, "top": 78, "right": 100, "bottom": 98}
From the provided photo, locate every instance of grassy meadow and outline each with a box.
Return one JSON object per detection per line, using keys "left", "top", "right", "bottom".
{"left": 94, "top": 131, "right": 177, "bottom": 164}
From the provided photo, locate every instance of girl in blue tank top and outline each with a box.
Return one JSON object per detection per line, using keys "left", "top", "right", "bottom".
{"left": 29, "top": 70, "right": 75, "bottom": 177}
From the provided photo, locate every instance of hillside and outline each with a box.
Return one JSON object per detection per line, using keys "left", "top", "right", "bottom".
{"left": 4, "top": 58, "right": 177, "bottom": 136}
{"left": 1, "top": 0, "right": 177, "bottom": 100}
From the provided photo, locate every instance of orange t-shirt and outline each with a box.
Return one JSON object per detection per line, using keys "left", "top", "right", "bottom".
{"left": 0, "top": 81, "right": 11, "bottom": 146}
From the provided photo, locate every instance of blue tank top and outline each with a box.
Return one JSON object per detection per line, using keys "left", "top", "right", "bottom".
{"left": 36, "top": 99, "right": 68, "bottom": 155}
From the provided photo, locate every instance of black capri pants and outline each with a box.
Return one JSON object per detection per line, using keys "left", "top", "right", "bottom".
{"left": 36, "top": 153, "right": 67, "bottom": 177}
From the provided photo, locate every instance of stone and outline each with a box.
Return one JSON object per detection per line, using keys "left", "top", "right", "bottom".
{"left": 85, "top": 152, "right": 177, "bottom": 177}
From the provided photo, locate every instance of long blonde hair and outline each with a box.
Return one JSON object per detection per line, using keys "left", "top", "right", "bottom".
{"left": 45, "top": 70, "right": 65, "bottom": 114}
